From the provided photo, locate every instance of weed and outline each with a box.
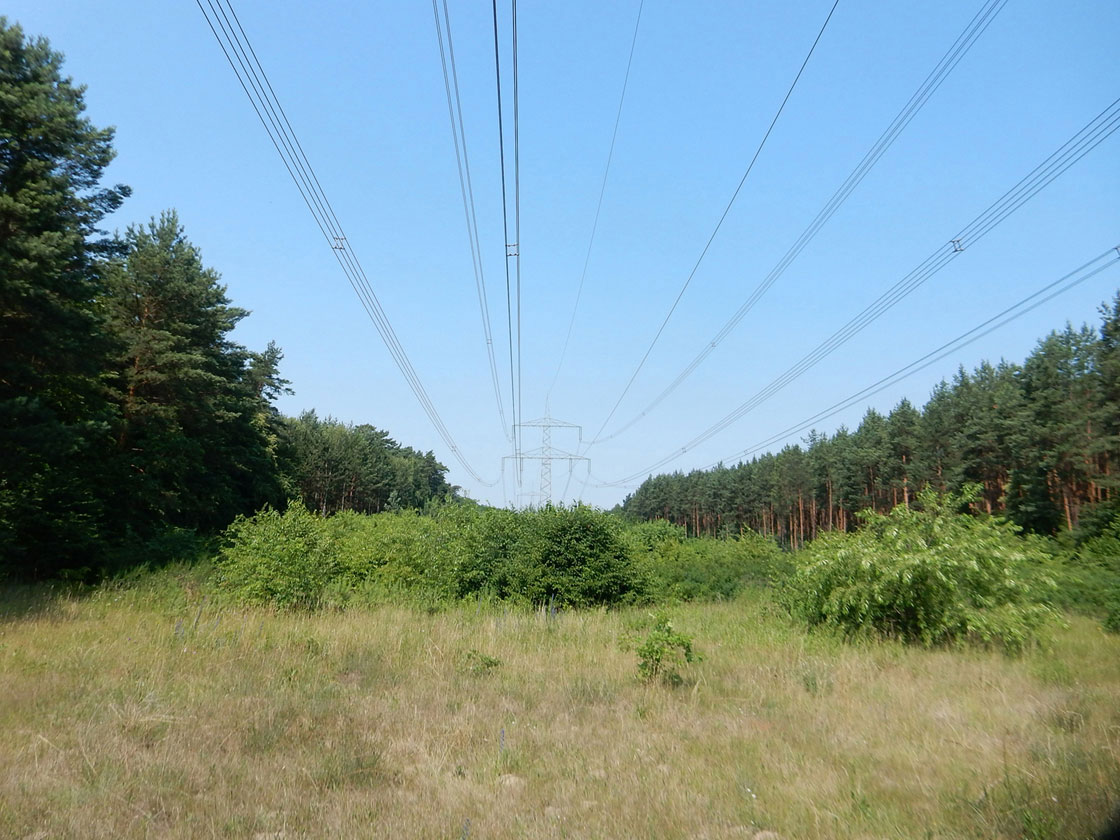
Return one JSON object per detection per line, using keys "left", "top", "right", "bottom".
{"left": 634, "top": 613, "right": 701, "bottom": 686}
{"left": 463, "top": 649, "right": 502, "bottom": 675}
{"left": 800, "top": 665, "right": 832, "bottom": 697}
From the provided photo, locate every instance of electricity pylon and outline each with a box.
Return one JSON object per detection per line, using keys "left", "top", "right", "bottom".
{"left": 506, "top": 412, "right": 588, "bottom": 505}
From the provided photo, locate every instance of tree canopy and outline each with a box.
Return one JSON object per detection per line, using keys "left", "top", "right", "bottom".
{"left": 623, "top": 298, "right": 1120, "bottom": 544}
{"left": 0, "top": 22, "right": 455, "bottom": 579}
{"left": 0, "top": 18, "right": 129, "bottom": 573}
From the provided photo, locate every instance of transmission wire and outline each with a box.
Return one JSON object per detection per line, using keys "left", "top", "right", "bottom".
{"left": 546, "top": 0, "right": 646, "bottom": 401}
{"left": 597, "top": 97, "right": 1120, "bottom": 485}
{"left": 196, "top": 0, "right": 496, "bottom": 485}
{"left": 512, "top": 0, "right": 524, "bottom": 480}
{"left": 491, "top": 0, "right": 521, "bottom": 484}
{"left": 700, "top": 247, "right": 1120, "bottom": 469}
{"left": 431, "top": 0, "right": 511, "bottom": 442}
{"left": 587, "top": 0, "right": 843, "bottom": 448}
{"left": 592, "top": 0, "right": 1008, "bottom": 445}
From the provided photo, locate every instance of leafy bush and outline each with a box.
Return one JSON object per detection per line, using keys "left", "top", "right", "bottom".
{"left": 217, "top": 501, "right": 647, "bottom": 609}
{"left": 462, "top": 649, "right": 502, "bottom": 674}
{"left": 102, "top": 527, "right": 212, "bottom": 577}
{"left": 784, "top": 488, "right": 1056, "bottom": 652}
{"left": 635, "top": 528, "right": 788, "bottom": 602}
{"left": 624, "top": 519, "right": 687, "bottom": 553}
{"left": 217, "top": 502, "right": 337, "bottom": 608}
{"left": 633, "top": 614, "right": 701, "bottom": 685}
{"left": 331, "top": 510, "right": 442, "bottom": 593}
{"left": 507, "top": 505, "right": 644, "bottom": 607}
{"left": 432, "top": 505, "right": 528, "bottom": 599}
{"left": 1079, "top": 514, "right": 1120, "bottom": 573}
{"left": 1037, "top": 514, "right": 1120, "bottom": 626}
{"left": 1037, "top": 553, "right": 1120, "bottom": 618}
{"left": 1104, "top": 599, "right": 1120, "bottom": 634}
{"left": 1084, "top": 516, "right": 1120, "bottom": 633}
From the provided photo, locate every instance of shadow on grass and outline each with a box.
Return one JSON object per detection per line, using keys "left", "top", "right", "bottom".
{"left": 0, "top": 533, "right": 220, "bottom": 622}
{"left": 0, "top": 582, "right": 91, "bottom": 622}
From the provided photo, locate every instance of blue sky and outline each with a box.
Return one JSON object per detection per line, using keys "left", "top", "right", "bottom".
{"left": 9, "top": 1, "right": 1119, "bottom": 507}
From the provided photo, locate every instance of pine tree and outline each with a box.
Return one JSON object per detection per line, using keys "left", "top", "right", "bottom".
{"left": 886, "top": 398, "right": 920, "bottom": 509}
{"left": 1012, "top": 325, "right": 1101, "bottom": 531}
{"left": 0, "top": 20, "right": 129, "bottom": 575}
{"left": 102, "top": 212, "right": 282, "bottom": 532}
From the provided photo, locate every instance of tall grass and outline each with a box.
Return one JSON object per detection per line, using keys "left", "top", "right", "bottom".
{"left": 1, "top": 577, "right": 1117, "bottom": 839}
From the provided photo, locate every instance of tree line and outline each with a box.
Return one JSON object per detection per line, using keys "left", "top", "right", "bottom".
{"left": 622, "top": 301, "right": 1120, "bottom": 545}
{"left": 0, "top": 21, "right": 452, "bottom": 579}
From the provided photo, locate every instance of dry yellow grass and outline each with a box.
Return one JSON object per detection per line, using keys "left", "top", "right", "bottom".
{"left": 0, "top": 583, "right": 1117, "bottom": 839}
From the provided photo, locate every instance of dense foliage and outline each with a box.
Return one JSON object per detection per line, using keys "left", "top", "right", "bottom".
{"left": 280, "top": 411, "right": 455, "bottom": 515}
{"left": 1074, "top": 513, "right": 1120, "bottom": 631}
{"left": 0, "top": 19, "right": 129, "bottom": 574}
{"left": 784, "top": 489, "right": 1057, "bottom": 651}
{"left": 624, "top": 519, "right": 789, "bottom": 600}
{"left": 0, "top": 22, "right": 452, "bottom": 580}
{"left": 624, "top": 304, "right": 1120, "bottom": 544}
{"left": 218, "top": 503, "right": 632, "bottom": 608}
{"left": 216, "top": 503, "right": 783, "bottom": 609}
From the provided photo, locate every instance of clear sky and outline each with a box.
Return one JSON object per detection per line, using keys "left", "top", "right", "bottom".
{"left": 9, "top": 1, "right": 1119, "bottom": 508}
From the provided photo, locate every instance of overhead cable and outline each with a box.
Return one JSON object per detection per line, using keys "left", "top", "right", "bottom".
{"left": 587, "top": 0, "right": 843, "bottom": 447}
{"left": 512, "top": 0, "right": 524, "bottom": 476}
{"left": 491, "top": 0, "right": 521, "bottom": 480}
{"left": 597, "top": 96, "right": 1120, "bottom": 485}
{"left": 431, "top": 0, "right": 511, "bottom": 442}
{"left": 547, "top": 0, "right": 646, "bottom": 401}
{"left": 700, "top": 246, "right": 1120, "bottom": 469}
{"left": 196, "top": 0, "right": 496, "bottom": 485}
{"left": 593, "top": 0, "right": 1008, "bottom": 444}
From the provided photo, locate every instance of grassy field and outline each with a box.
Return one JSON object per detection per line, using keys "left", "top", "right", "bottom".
{"left": 1, "top": 575, "right": 1118, "bottom": 839}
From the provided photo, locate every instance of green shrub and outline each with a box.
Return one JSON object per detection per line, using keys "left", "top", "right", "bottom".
{"left": 784, "top": 488, "right": 1056, "bottom": 653}
{"left": 216, "top": 501, "right": 648, "bottom": 609}
{"left": 1036, "top": 514, "right": 1120, "bottom": 623}
{"left": 633, "top": 613, "right": 701, "bottom": 685}
{"left": 331, "top": 510, "right": 442, "bottom": 592}
{"left": 635, "top": 528, "right": 787, "bottom": 602}
{"left": 623, "top": 519, "right": 687, "bottom": 553}
{"left": 102, "top": 527, "right": 212, "bottom": 576}
{"left": 1104, "top": 598, "right": 1120, "bottom": 634}
{"left": 462, "top": 648, "right": 502, "bottom": 674}
{"left": 1037, "top": 554, "right": 1120, "bottom": 617}
{"left": 1079, "top": 514, "right": 1120, "bottom": 573}
{"left": 506, "top": 504, "right": 644, "bottom": 607}
{"left": 217, "top": 502, "right": 337, "bottom": 608}
{"left": 432, "top": 505, "right": 529, "bottom": 599}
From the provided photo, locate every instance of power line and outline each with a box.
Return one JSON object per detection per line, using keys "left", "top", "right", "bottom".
{"left": 509, "top": 414, "right": 587, "bottom": 504}
{"left": 597, "top": 97, "right": 1120, "bottom": 485}
{"left": 702, "top": 246, "right": 1120, "bottom": 469}
{"left": 431, "top": 0, "right": 510, "bottom": 441}
{"left": 490, "top": 0, "right": 521, "bottom": 481}
{"left": 547, "top": 0, "right": 645, "bottom": 401}
{"left": 585, "top": 241, "right": 1118, "bottom": 490}
{"left": 560, "top": 458, "right": 591, "bottom": 503}
{"left": 512, "top": 0, "right": 523, "bottom": 481}
{"left": 592, "top": 0, "right": 1008, "bottom": 445}
{"left": 196, "top": 0, "right": 495, "bottom": 485}
{"left": 587, "top": 0, "right": 843, "bottom": 448}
